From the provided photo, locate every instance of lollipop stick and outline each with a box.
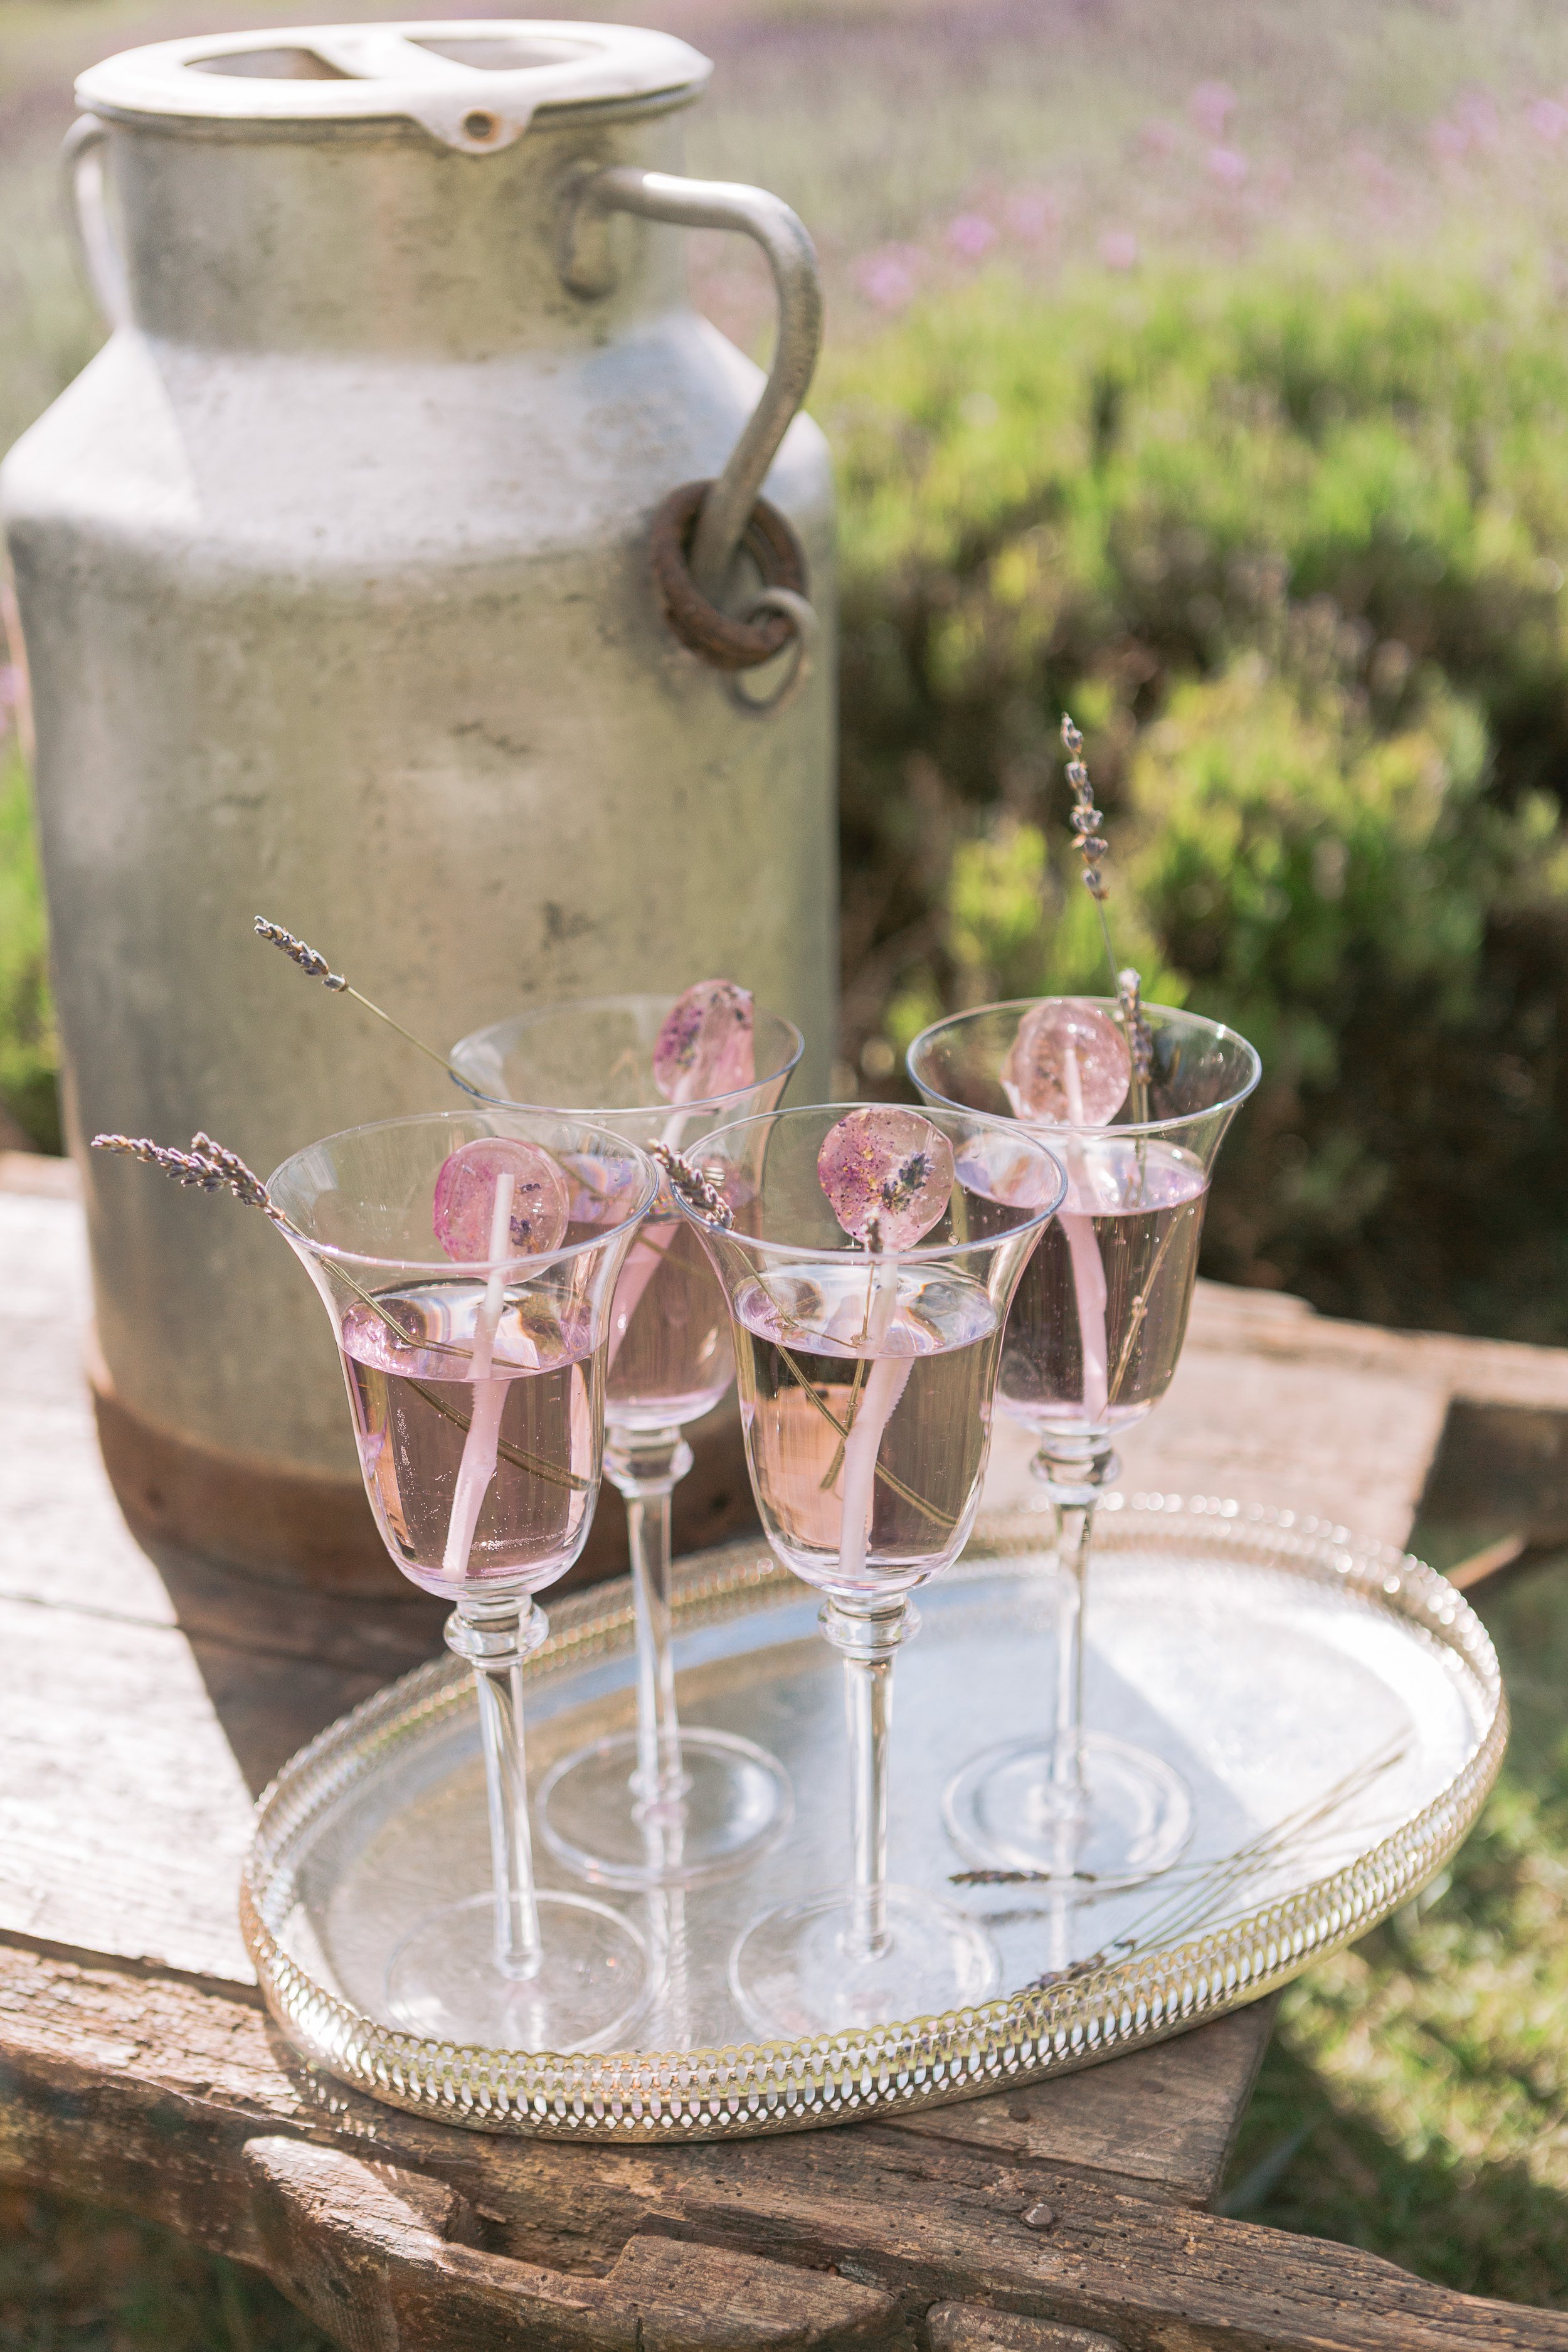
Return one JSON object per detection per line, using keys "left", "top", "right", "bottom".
{"left": 824, "top": 1252, "right": 913, "bottom": 1962}
{"left": 443, "top": 1172, "right": 516, "bottom": 1581}
{"left": 835, "top": 1259, "right": 911, "bottom": 1588}
{"left": 1058, "top": 1044, "right": 1110, "bottom": 1423}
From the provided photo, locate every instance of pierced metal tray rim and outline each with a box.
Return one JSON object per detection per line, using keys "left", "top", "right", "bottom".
{"left": 240, "top": 1494, "right": 1507, "bottom": 2142}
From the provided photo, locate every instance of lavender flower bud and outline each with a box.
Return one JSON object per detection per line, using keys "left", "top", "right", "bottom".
{"left": 255, "top": 917, "right": 347, "bottom": 992}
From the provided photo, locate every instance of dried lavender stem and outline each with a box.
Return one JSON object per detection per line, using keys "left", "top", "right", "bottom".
{"left": 650, "top": 1141, "right": 734, "bottom": 1229}
{"left": 253, "top": 916, "right": 465, "bottom": 1083}
{"left": 773, "top": 1345, "right": 955, "bottom": 1527}
{"left": 90, "top": 1126, "right": 585, "bottom": 1486}
{"left": 1059, "top": 718, "right": 1155, "bottom": 1102}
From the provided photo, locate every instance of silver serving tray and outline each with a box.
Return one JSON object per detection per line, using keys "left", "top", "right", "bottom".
{"left": 243, "top": 1494, "right": 1505, "bottom": 2141}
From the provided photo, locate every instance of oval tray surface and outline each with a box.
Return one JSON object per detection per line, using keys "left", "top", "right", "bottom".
{"left": 243, "top": 1495, "right": 1505, "bottom": 2141}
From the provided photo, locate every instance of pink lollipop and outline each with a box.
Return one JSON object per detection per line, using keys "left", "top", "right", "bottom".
{"left": 1002, "top": 1000, "right": 1130, "bottom": 1126}
{"left": 817, "top": 1107, "right": 955, "bottom": 1249}
{"left": 433, "top": 1138, "right": 569, "bottom": 1262}
{"left": 653, "top": 980, "right": 756, "bottom": 1104}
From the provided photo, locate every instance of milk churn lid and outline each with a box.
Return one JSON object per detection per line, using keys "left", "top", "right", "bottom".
{"left": 76, "top": 19, "right": 712, "bottom": 156}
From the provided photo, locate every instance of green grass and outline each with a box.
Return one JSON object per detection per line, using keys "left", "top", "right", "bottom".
{"left": 0, "top": 737, "right": 58, "bottom": 1151}
{"left": 0, "top": 2183, "right": 330, "bottom": 2351}
{"left": 1223, "top": 1552, "right": 1568, "bottom": 2305}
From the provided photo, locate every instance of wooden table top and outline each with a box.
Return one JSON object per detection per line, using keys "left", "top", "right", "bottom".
{"left": 4, "top": 1149, "right": 1567, "bottom": 2351}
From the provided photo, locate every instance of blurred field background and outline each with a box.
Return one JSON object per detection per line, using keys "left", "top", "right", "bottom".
{"left": 9, "top": 0, "right": 1568, "bottom": 2339}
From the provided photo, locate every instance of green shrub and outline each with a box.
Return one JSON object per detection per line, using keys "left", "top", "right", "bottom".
{"left": 0, "top": 735, "right": 60, "bottom": 1153}
{"left": 825, "top": 257, "right": 1568, "bottom": 1337}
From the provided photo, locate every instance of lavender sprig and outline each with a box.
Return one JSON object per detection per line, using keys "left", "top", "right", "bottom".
{"left": 1060, "top": 715, "right": 1158, "bottom": 1135}
{"left": 1116, "top": 965, "right": 1153, "bottom": 1125}
{"left": 651, "top": 1141, "right": 734, "bottom": 1231}
{"left": 1061, "top": 713, "right": 1121, "bottom": 999}
{"left": 92, "top": 1128, "right": 581, "bottom": 1486}
{"left": 253, "top": 916, "right": 463, "bottom": 1081}
{"left": 953, "top": 1735, "right": 1409, "bottom": 1993}
{"left": 93, "top": 1131, "right": 289, "bottom": 1223}
{"left": 253, "top": 919, "right": 347, "bottom": 991}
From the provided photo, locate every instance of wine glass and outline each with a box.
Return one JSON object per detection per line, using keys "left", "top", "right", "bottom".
{"left": 672, "top": 1101, "right": 1065, "bottom": 2038}
{"left": 267, "top": 1106, "right": 657, "bottom": 2049}
{"left": 909, "top": 999, "right": 1260, "bottom": 1887}
{"left": 446, "top": 996, "right": 803, "bottom": 1890}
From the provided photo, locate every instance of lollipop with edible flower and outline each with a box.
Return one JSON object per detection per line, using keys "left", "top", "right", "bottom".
{"left": 667, "top": 1100, "right": 1063, "bottom": 2038}
{"left": 652, "top": 978, "right": 756, "bottom": 1110}
{"left": 253, "top": 926, "right": 804, "bottom": 1892}
{"left": 450, "top": 980, "right": 803, "bottom": 1898}
{"left": 907, "top": 719, "right": 1261, "bottom": 1891}
{"left": 93, "top": 1109, "right": 658, "bottom": 2052}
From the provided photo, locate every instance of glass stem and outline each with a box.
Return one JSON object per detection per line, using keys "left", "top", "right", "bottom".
{"left": 607, "top": 1426, "right": 694, "bottom": 1820}
{"left": 821, "top": 1598, "right": 915, "bottom": 1965}
{"left": 1050, "top": 1495, "right": 1094, "bottom": 1810}
{"left": 446, "top": 1597, "right": 548, "bottom": 1981}
{"left": 1032, "top": 1442, "right": 1120, "bottom": 1823}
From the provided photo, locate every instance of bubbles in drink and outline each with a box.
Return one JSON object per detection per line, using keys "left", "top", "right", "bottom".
{"left": 1002, "top": 1000, "right": 1130, "bottom": 1126}
{"left": 733, "top": 1260, "right": 1000, "bottom": 1601}
{"left": 653, "top": 979, "right": 755, "bottom": 1104}
{"left": 339, "top": 1283, "right": 598, "bottom": 1598}
{"left": 1001, "top": 1136, "right": 1207, "bottom": 1438}
{"left": 816, "top": 1106, "right": 955, "bottom": 1248}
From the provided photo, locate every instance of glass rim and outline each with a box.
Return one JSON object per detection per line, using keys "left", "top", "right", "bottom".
{"left": 670, "top": 1099, "right": 1068, "bottom": 1266}
{"left": 266, "top": 1106, "right": 659, "bottom": 1277}
{"left": 447, "top": 992, "right": 807, "bottom": 1120}
{"left": 907, "top": 995, "right": 1263, "bottom": 1139}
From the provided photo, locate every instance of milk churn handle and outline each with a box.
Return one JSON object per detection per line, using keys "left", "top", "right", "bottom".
{"left": 578, "top": 167, "right": 824, "bottom": 603}
{"left": 61, "top": 117, "right": 132, "bottom": 332}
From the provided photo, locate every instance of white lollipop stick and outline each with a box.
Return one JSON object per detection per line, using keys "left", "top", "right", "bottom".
{"left": 605, "top": 1216, "right": 680, "bottom": 1370}
{"left": 1058, "top": 1044, "right": 1111, "bottom": 1424}
{"left": 835, "top": 1258, "right": 913, "bottom": 1588}
{"left": 443, "top": 1171, "right": 517, "bottom": 1581}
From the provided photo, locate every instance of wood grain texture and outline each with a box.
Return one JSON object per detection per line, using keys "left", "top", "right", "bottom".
{"left": 245, "top": 2137, "right": 904, "bottom": 2351}
{"left": 882, "top": 1998, "right": 1276, "bottom": 2205}
{"left": 1, "top": 1944, "right": 1562, "bottom": 2352}
{"left": 926, "top": 2306, "right": 1122, "bottom": 2352}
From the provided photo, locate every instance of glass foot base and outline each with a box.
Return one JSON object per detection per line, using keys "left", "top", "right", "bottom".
{"left": 538, "top": 1728, "right": 793, "bottom": 1890}
{"left": 384, "top": 1890, "right": 649, "bottom": 2052}
{"left": 944, "top": 1733, "right": 1194, "bottom": 1888}
{"left": 728, "top": 1885, "right": 999, "bottom": 2039}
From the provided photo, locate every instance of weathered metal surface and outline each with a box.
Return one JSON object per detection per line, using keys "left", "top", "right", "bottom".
{"left": 1, "top": 23, "right": 836, "bottom": 1567}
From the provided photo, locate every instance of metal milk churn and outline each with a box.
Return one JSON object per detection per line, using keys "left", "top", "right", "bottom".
{"left": 1, "top": 20, "right": 835, "bottom": 1589}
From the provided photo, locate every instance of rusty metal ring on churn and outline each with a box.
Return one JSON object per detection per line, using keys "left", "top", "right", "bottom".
{"left": 650, "top": 480, "right": 810, "bottom": 672}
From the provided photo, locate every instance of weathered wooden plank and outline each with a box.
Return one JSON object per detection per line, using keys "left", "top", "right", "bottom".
{"left": 11, "top": 1157, "right": 1568, "bottom": 2346}
{"left": 984, "top": 1301, "right": 1454, "bottom": 1549}
{"left": 0, "top": 1596, "right": 256, "bottom": 1982}
{"left": 0, "top": 1170, "right": 1542, "bottom": 1989}
{"left": 640, "top": 2127, "right": 1568, "bottom": 2352}
{"left": 881, "top": 1997, "right": 1276, "bottom": 2206}
{"left": 0, "top": 1944, "right": 1559, "bottom": 2352}
{"left": 927, "top": 2307, "right": 1121, "bottom": 2352}
{"left": 0, "top": 1184, "right": 180, "bottom": 1628}
{"left": 0, "top": 1150, "right": 77, "bottom": 1199}
{"left": 245, "top": 2137, "right": 905, "bottom": 2352}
